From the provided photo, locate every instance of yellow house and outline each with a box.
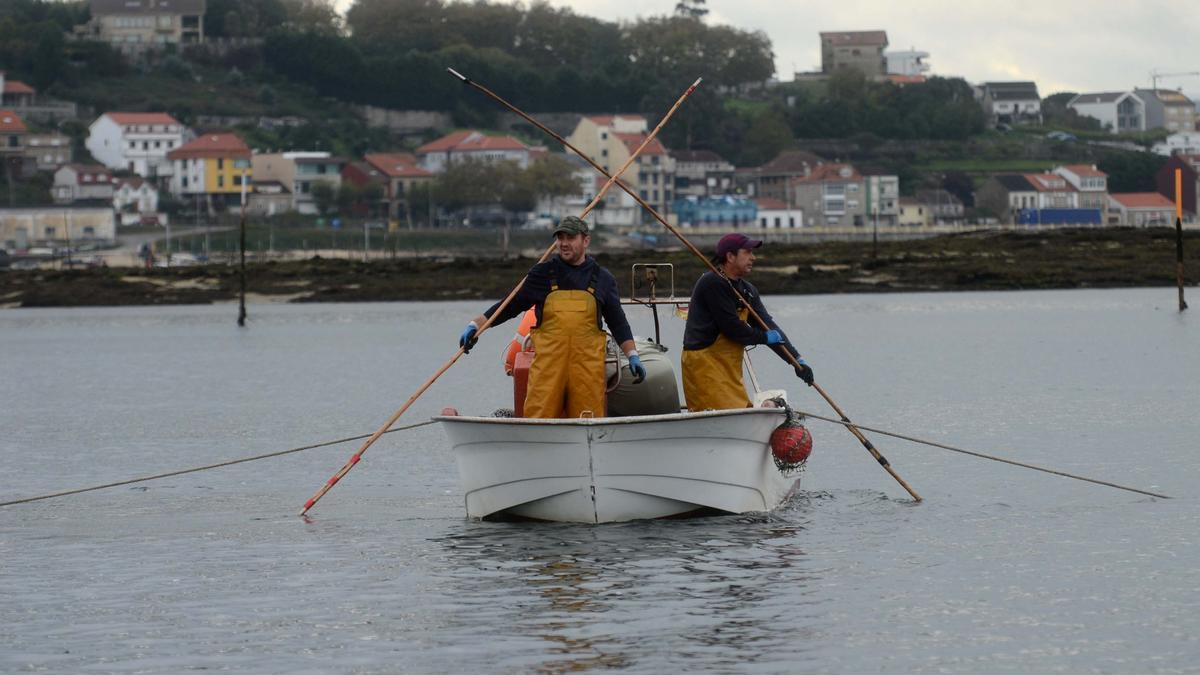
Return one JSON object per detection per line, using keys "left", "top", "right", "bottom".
{"left": 167, "top": 133, "right": 252, "bottom": 208}
{"left": 898, "top": 197, "right": 929, "bottom": 226}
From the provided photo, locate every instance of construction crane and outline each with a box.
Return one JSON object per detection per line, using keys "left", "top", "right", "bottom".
{"left": 1149, "top": 69, "right": 1200, "bottom": 91}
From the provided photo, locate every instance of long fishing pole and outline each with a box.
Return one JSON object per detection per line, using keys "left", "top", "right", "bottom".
{"left": 0, "top": 421, "right": 438, "bottom": 509}
{"left": 299, "top": 77, "right": 703, "bottom": 516}
{"left": 795, "top": 409, "right": 1171, "bottom": 500}
{"left": 451, "top": 70, "right": 922, "bottom": 502}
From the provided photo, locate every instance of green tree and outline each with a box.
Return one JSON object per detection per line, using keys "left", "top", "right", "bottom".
{"left": 311, "top": 182, "right": 337, "bottom": 217}
{"left": 1097, "top": 151, "right": 1163, "bottom": 193}
{"left": 741, "top": 107, "right": 793, "bottom": 167}
{"left": 282, "top": 0, "right": 341, "bottom": 35}
{"left": 674, "top": 0, "right": 708, "bottom": 20}
{"left": 1043, "top": 91, "right": 1104, "bottom": 131}
{"left": 205, "top": 0, "right": 287, "bottom": 37}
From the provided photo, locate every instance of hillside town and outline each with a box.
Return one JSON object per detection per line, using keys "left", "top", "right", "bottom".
{"left": 0, "top": 0, "right": 1198, "bottom": 269}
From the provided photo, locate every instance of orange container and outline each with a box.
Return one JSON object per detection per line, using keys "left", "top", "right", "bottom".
{"left": 512, "top": 350, "right": 535, "bottom": 417}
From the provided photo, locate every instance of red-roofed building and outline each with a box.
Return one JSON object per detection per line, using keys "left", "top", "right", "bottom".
{"left": 1054, "top": 164, "right": 1109, "bottom": 217}
{"left": 1, "top": 109, "right": 28, "bottom": 178}
{"left": 1108, "top": 192, "right": 1176, "bottom": 226}
{"left": 0, "top": 72, "right": 36, "bottom": 108}
{"left": 53, "top": 164, "right": 115, "bottom": 204}
{"left": 1023, "top": 173, "right": 1078, "bottom": 209}
{"left": 415, "top": 130, "right": 531, "bottom": 173}
{"left": 167, "top": 133, "right": 252, "bottom": 204}
{"left": 754, "top": 197, "right": 804, "bottom": 229}
{"left": 736, "top": 149, "right": 827, "bottom": 203}
{"left": 0, "top": 109, "right": 26, "bottom": 136}
{"left": 566, "top": 114, "right": 675, "bottom": 225}
{"left": 86, "top": 111, "right": 190, "bottom": 179}
{"left": 789, "top": 163, "right": 900, "bottom": 227}
{"left": 361, "top": 152, "right": 434, "bottom": 223}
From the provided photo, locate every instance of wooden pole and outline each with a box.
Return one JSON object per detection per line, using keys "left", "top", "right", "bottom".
{"left": 299, "top": 79, "right": 702, "bottom": 515}
{"left": 237, "top": 167, "right": 249, "bottom": 327}
{"left": 453, "top": 72, "right": 923, "bottom": 502}
{"left": 1176, "top": 168, "right": 1188, "bottom": 312}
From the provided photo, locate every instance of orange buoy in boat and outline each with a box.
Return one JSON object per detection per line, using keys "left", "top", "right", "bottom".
{"left": 503, "top": 307, "right": 538, "bottom": 376}
{"left": 770, "top": 420, "right": 812, "bottom": 470}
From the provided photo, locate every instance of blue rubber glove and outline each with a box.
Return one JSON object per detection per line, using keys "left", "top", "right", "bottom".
{"left": 794, "top": 358, "right": 814, "bottom": 386}
{"left": 765, "top": 329, "right": 784, "bottom": 345}
{"left": 459, "top": 322, "right": 478, "bottom": 353}
{"left": 627, "top": 353, "right": 647, "bottom": 384}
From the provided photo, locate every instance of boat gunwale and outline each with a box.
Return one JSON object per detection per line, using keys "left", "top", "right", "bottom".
{"left": 432, "top": 406, "right": 786, "bottom": 427}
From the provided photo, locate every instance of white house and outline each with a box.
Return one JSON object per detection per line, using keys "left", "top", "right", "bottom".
{"left": 415, "top": 129, "right": 531, "bottom": 173}
{"left": 1052, "top": 164, "right": 1109, "bottom": 215}
{"left": 52, "top": 164, "right": 115, "bottom": 203}
{"left": 1067, "top": 91, "right": 1144, "bottom": 133}
{"left": 755, "top": 197, "right": 804, "bottom": 229}
{"left": 886, "top": 50, "right": 931, "bottom": 77}
{"left": 978, "top": 82, "right": 1042, "bottom": 125}
{"left": 1152, "top": 131, "right": 1200, "bottom": 157}
{"left": 85, "top": 112, "right": 189, "bottom": 179}
{"left": 113, "top": 177, "right": 159, "bottom": 219}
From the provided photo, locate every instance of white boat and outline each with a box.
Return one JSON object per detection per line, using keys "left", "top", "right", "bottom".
{"left": 435, "top": 405, "right": 803, "bottom": 523}
{"left": 436, "top": 265, "right": 809, "bottom": 523}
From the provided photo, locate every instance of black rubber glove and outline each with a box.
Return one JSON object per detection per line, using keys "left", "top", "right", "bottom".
{"left": 794, "top": 358, "right": 814, "bottom": 386}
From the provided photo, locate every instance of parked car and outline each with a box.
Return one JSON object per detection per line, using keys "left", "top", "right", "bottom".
{"left": 1046, "top": 130, "right": 1078, "bottom": 142}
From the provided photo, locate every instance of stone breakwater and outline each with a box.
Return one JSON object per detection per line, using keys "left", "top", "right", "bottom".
{"left": 2, "top": 228, "right": 1196, "bottom": 308}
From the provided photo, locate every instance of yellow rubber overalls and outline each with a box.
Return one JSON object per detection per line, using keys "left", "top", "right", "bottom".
{"left": 524, "top": 270, "right": 607, "bottom": 418}
{"left": 681, "top": 305, "right": 752, "bottom": 411}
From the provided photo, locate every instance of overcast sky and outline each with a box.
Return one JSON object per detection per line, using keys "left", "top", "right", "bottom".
{"left": 537, "top": 0, "right": 1200, "bottom": 96}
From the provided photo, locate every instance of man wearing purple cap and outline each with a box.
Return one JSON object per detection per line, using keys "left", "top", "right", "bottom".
{"left": 681, "top": 233, "right": 813, "bottom": 411}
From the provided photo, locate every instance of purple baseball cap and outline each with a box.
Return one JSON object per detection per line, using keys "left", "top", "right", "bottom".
{"left": 716, "top": 233, "right": 763, "bottom": 259}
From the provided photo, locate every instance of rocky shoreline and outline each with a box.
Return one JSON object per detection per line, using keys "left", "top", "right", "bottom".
{"left": 2, "top": 228, "right": 1196, "bottom": 309}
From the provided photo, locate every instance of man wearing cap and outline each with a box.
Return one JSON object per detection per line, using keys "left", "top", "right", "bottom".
{"left": 681, "top": 233, "right": 814, "bottom": 411}
{"left": 458, "top": 216, "right": 647, "bottom": 418}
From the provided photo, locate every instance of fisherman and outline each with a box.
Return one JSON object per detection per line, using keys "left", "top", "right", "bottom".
{"left": 681, "top": 233, "right": 814, "bottom": 411}
{"left": 458, "top": 216, "right": 647, "bottom": 418}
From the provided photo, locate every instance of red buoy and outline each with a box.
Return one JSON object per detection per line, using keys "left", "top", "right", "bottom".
{"left": 440, "top": 407, "right": 459, "bottom": 417}
{"left": 770, "top": 422, "right": 812, "bottom": 468}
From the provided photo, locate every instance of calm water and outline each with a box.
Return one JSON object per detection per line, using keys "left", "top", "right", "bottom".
{"left": 1, "top": 289, "right": 1197, "bottom": 673}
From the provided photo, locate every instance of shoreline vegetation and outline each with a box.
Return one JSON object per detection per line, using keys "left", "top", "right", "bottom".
{"left": 2, "top": 228, "right": 1196, "bottom": 309}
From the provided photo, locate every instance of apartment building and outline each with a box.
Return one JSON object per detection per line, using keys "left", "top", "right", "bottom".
{"left": 86, "top": 112, "right": 189, "bottom": 179}
{"left": 84, "top": 0, "right": 205, "bottom": 52}
{"left": 167, "top": 133, "right": 253, "bottom": 209}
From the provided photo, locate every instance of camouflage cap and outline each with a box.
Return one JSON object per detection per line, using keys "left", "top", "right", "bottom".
{"left": 552, "top": 215, "right": 589, "bottom": 237}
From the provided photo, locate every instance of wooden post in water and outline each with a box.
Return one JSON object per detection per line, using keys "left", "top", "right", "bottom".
{"left": 238, "top": 165, "right": 248, "bottom": 327}
{"left": 1176, "top": 169, "right": 1188, "bottom": 312}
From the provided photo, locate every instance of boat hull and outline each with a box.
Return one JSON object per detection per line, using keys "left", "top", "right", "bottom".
{"left": 435, "top": 408, "right": 800, "bottom": 523}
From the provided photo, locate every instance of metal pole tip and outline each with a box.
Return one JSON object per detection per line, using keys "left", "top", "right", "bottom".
{"left": 447, "top": 67, "right": 466, "bottom": 81}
